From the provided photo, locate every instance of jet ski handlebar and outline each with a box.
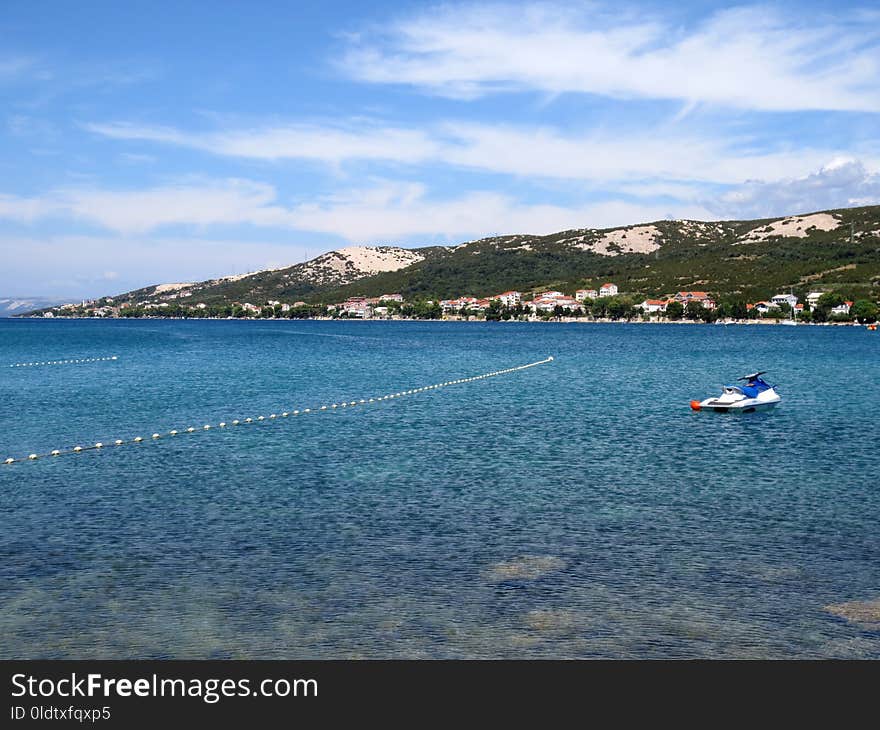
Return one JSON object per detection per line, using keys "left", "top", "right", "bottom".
{"left": 737, "top": 371, "right": 767, "bottom": 381}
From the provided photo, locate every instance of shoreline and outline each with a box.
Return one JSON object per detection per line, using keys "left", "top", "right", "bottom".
{"left": 10, "top": 316, "right": 869, "bottom": 327}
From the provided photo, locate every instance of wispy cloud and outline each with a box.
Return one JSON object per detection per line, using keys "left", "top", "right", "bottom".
{"left": 0, "top": 176, "right": 714, "bottom": 240}
{"left": 85, "top": 118, "right": 870, "bottom": 186}
{"left": 286, "top": 180, "right": 714, "bottom": 240}
{"left": 85, "top": 121, "right": 440, "bottom": 164}
{"left": 0, "top": 179, "right": 294, "bottom": 234}
{"left": 0, "top": 56, "right": 36, "bottom": 79}
{"left": 339, "top": 3, "right": 880, "bottom": 111}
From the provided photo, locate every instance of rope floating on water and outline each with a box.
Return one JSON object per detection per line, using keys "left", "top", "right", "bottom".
{"left": 2, "top": 356, "right": 554, "bottom": 465}
{"left": 8, "top": 356, "right": 118, "bottom": 368}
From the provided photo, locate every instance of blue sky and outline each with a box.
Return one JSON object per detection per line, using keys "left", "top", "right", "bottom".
{"left": 2, "top": 0, "right": 879, "bottom": 298}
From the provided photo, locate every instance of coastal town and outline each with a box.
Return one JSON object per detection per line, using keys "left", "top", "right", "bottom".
{"left": 38, "top": 283, "right": 879, "bottom": 324}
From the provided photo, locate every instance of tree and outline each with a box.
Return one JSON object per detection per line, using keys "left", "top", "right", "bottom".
{"left": 685, "top": 301, "right": 705, "bottom": 320}
{"left": 851, "top": 299, "right": 879, "bottom": 324}
{"left": 666, "top": 301, "right": 684, "bottom": 320}
{"left": 607, "top": 296, "right": 635, "bottom": 320}
{"left": 729, "top": 300, "right": 748, "bottom": 320}
{"left": 813, "top": 291, "right": 844, "bottom": 322}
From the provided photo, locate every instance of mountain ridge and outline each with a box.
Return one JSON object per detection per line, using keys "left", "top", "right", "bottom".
{"left": 25, "top": 205, "right": 880, "bottom": 316}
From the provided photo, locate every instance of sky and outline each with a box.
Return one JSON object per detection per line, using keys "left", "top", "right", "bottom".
{"left": 2, "top": 0, "right": 879, "bottom": 298}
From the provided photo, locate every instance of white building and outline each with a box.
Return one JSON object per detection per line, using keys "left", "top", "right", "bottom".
{"left": 640, "top": 299, "right": 667, "bottom": 313}
{"left": 495, "top": 291, "right": 521, "bottom": 307}
{"left": 599, "top": 283, "right": 618, "bottom": 297}
{"left": 342, "top": 298, "right": 372, "bottom": 318}
{"left": 380, "top": 293, "right": 404, "bottom": 302}
{"left": 534, "top": 290, "right": 564, "bottom": 300}
{"left": 806, "top": 292, "right": 824, "bottom": 309}
{"left": 576, "top": 289, "right": 598, "bottom": 301}
{"left": 830, "top": 301, "right": 853, "bottom": 316}
{"left": 770, "top": 293, "right": 798, "bottom": 309}
{"left": 440, "top": 296, "right": 479, "bottom": 312}
{"left": 532, "top": 295, "right": 580, "bottom": 313}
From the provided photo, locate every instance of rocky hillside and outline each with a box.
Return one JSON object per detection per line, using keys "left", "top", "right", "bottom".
{"left": 0, "top": 297, "right": 67, "bottom": 317}
{"left": 27, "top": 205, "right": 880, "bottom": 315}
{"left": 112, "top": 245, "right": 451, "bottom": 307}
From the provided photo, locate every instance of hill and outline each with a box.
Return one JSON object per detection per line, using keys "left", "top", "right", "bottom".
{"left": 1, "top": 297, "right": 68, "bottom": 317}
{"left": 26, "top": 205, "right": 880, "bottom": 316}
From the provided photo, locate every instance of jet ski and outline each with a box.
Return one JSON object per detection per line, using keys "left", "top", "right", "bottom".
{"left": 690, "top": 372, "right": 781, "bottom": 413}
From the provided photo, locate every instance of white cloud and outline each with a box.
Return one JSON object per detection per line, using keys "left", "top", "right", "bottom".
{"left": 284, "top": 180, "right": 714, "bottom": 240}
{"left": 711, "top": 158, "right": 880, "bottom": 219}
{"left": 85, "top": 118, "right": 868, "bottom": 186}
{"left": 85, "top": 121, "right": 440, "bottom": 164}
{"left": 0, "top": 193, "right": 58, "bottom": 222}
{"left": 4, "top": 160, "right": 876, "bottom": 246}
{"left": 437, "top": 122, "right": 856, "bottom": 185}
{"left": 0, "top": 56, "right": 35, "bottom": 79}
{"left": 339, "top": 3, "right": 880, "bottom": 111}
{"left": 0, "top": 179, "right": 292, "bottom": 234}
{"left": 0, "top": 176, "right": 714, "bottom": 241}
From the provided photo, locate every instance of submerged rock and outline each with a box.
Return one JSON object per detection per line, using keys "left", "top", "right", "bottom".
{"left": 825, "top": 597, "right": 880, "bottom": 625}
{"left": 525, "top": 609, "right": 582, "bottom": 633}
{"left": 485, "top": 555, "right": 565, "bottom": 582}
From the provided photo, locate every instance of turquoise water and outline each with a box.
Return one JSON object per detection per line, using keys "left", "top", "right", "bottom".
{"left": 1, "top": 319, "right": 878, "bottom": 659}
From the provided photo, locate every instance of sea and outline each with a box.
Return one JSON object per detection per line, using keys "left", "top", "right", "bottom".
{"left": 1, "top": 318, "right": 878, "bottom": 659}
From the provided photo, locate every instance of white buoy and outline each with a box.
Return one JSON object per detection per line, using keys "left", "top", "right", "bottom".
{"left": 4, "top": 357, "right": 559, "bottom": 465}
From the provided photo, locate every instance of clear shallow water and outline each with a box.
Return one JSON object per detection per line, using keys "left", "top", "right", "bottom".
{"left": 1, "top": 318, "right": 878, "bottom": 659}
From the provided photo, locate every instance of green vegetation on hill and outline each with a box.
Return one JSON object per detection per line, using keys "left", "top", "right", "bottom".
{"left": 26, "top": 204, "right": 880, "bottom": 317}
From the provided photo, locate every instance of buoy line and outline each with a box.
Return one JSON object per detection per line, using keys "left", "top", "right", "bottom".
{"left": 8, "top": 356, "right": 119, "bottom": 368}
{"left": 2, "top": 356, "right": 554, "bottom": 465}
